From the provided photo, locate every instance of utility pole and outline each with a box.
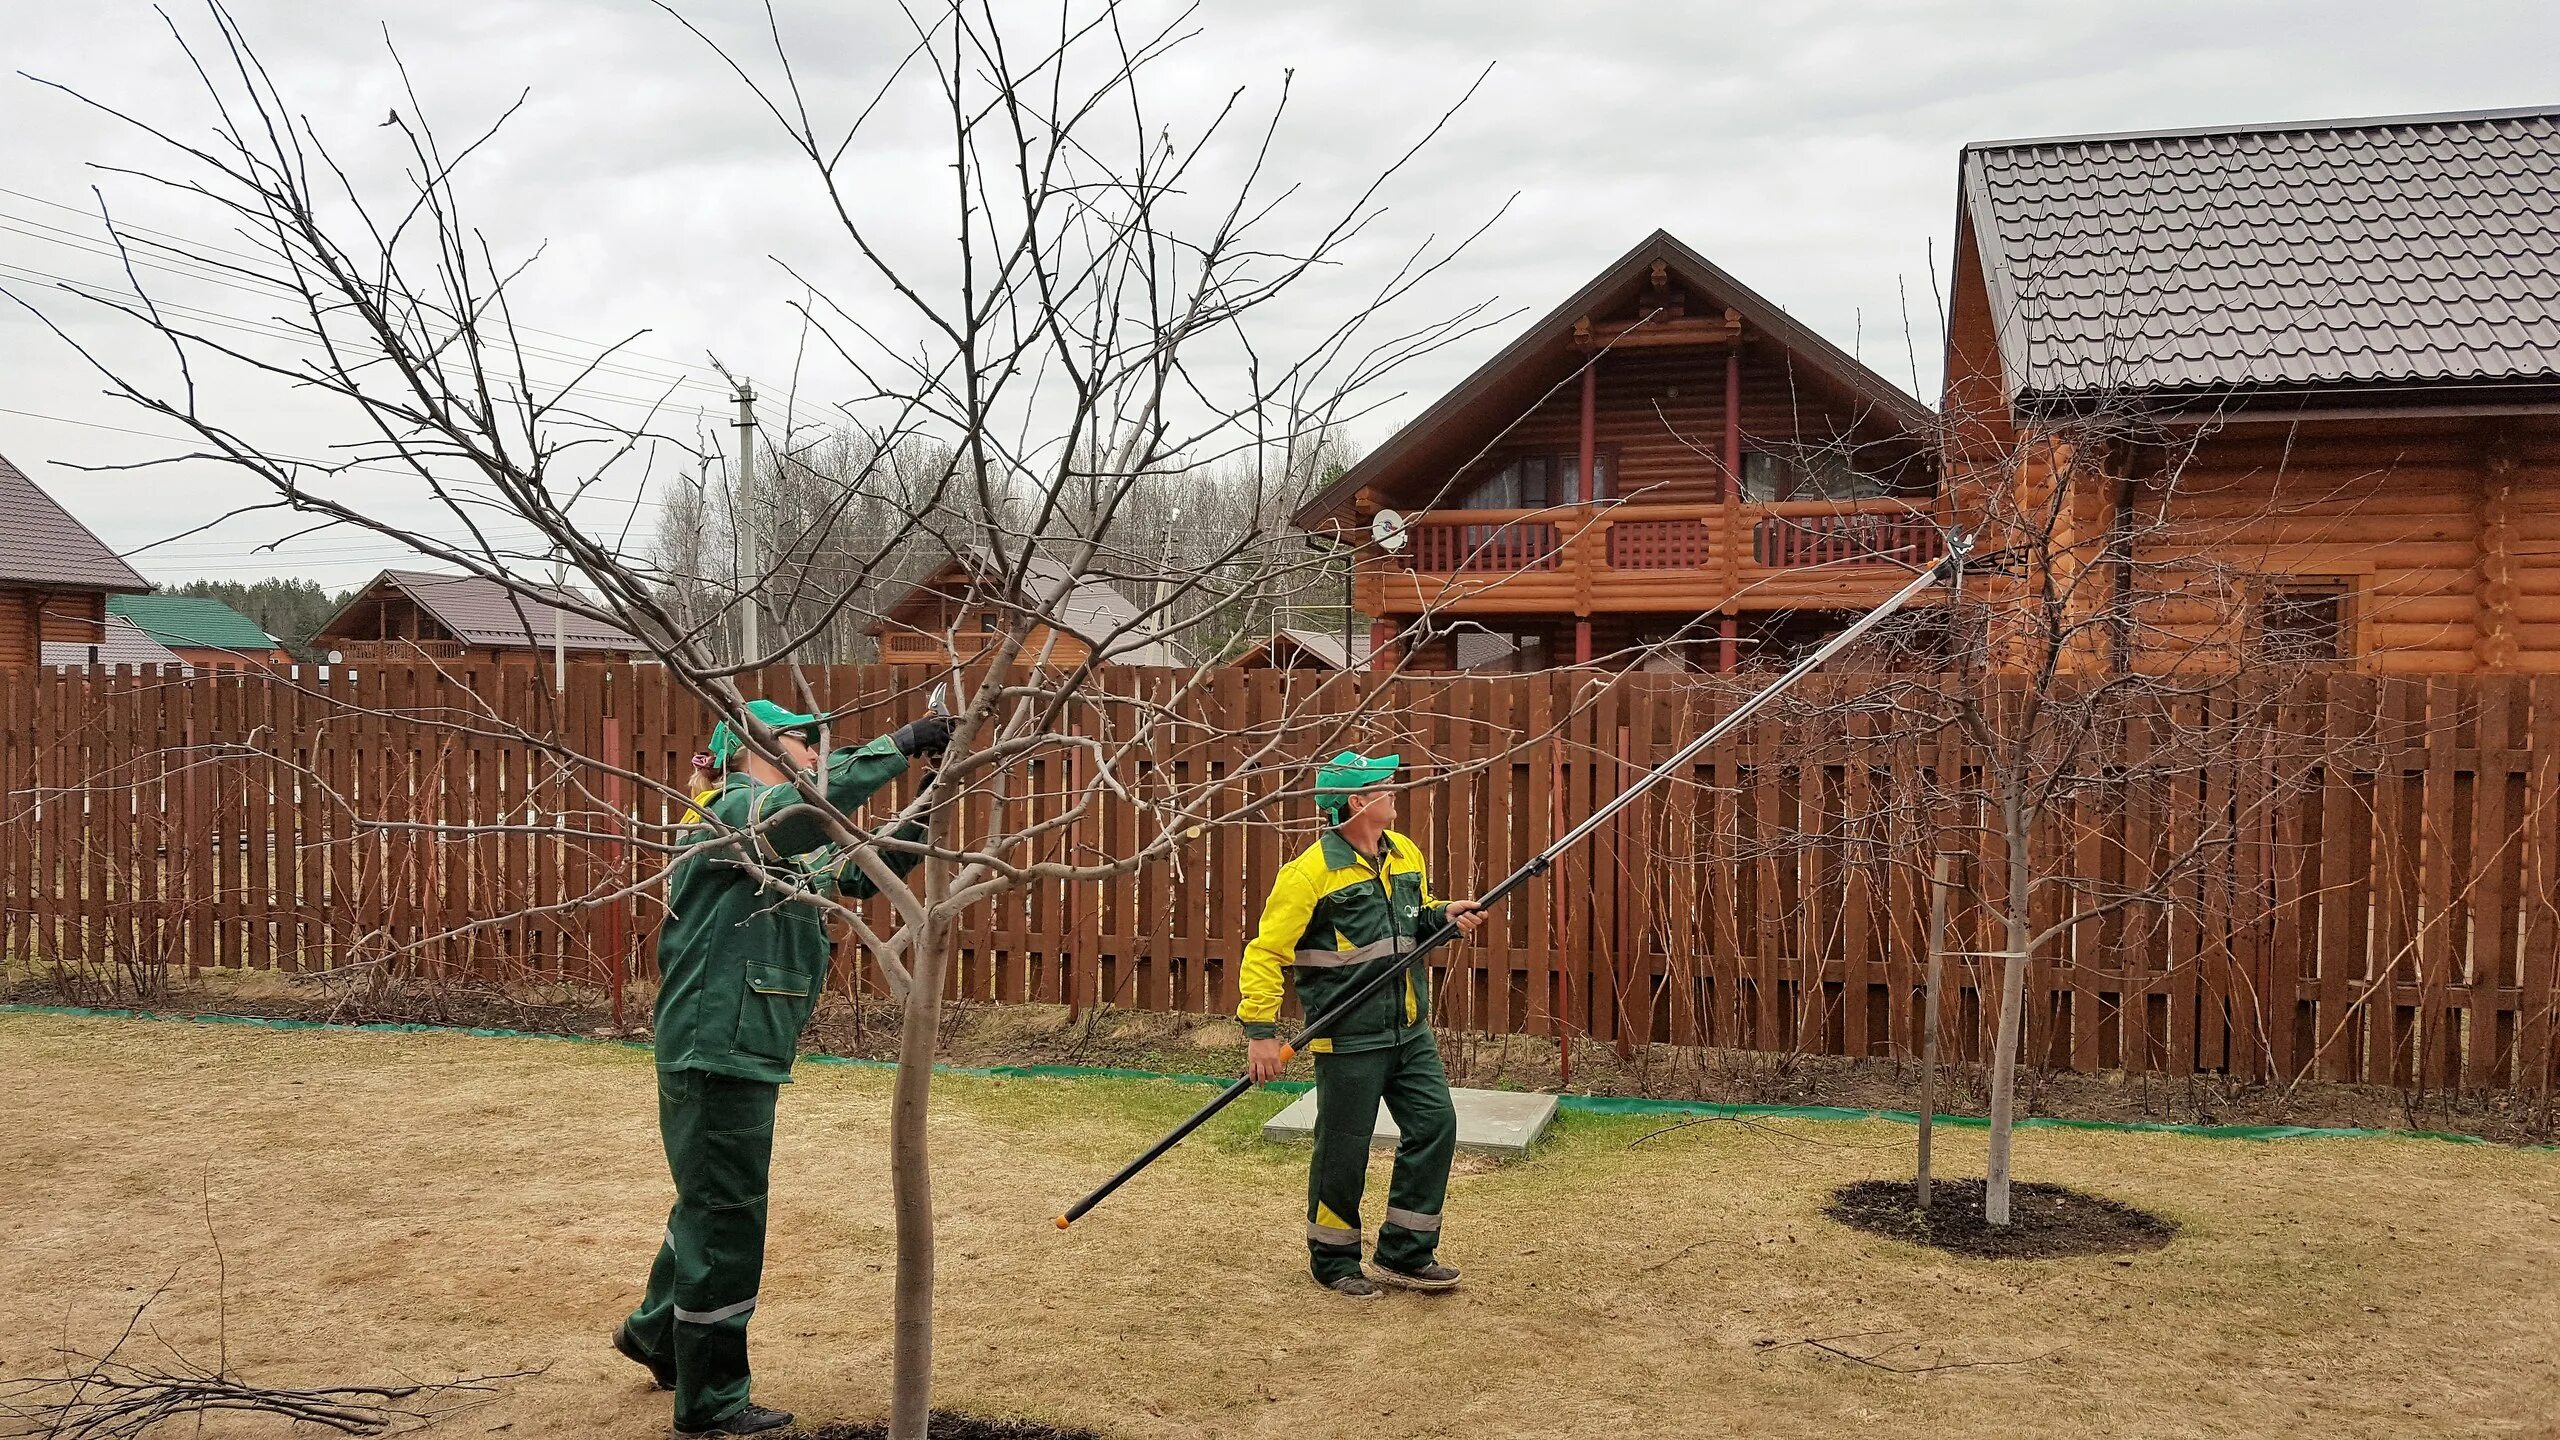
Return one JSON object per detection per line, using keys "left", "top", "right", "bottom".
{"left": 734, "top": 378, "right": 760, "bottom": 666}
{"left": 1152, "top": 505, "right": 1182, "bottom": 619}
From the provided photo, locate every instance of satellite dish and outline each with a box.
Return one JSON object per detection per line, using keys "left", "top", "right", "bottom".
{"left": 1370, "top": 508, "right": 1409, "bottom": 554}
{"left": 325, "top": 650, "right": 345, "bottom": 665}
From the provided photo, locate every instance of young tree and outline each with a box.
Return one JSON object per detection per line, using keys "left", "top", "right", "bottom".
{"left": 14, "top": 4, "right": 1511, "bottom": 1434}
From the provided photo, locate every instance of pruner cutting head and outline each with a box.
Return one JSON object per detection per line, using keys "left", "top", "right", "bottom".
{"left": 1933, "top": 528, "right": 1978, "bottom": 583}
{"left": 928, "top": 681, "right": 951, "bottom": 716}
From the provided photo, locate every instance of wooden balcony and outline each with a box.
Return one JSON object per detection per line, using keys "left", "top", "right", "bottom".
{"left": 1372, "top": 498, "right": 1943, "bottom": 616}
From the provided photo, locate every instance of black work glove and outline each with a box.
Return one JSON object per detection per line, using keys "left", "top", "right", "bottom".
{"left": 891, "top": 714, "right": 953, "bottom": 757}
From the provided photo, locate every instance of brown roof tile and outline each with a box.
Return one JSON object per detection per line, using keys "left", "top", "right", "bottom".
{"left": 1962, "top": 105, "right": 2560, "bottom": 399}
{"left": 0, "top": 449, "right": 152, "bottom": 592}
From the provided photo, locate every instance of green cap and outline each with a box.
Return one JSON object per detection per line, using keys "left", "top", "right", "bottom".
{"left": 707, "top": 698, "right": 820, "bottom": 768}
{"left": 1314, "top": 750, "right": 1399, "bottom": 820}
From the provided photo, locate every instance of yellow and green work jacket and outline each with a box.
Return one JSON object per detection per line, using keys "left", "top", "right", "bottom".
{"left": 654, "top": 737, "right": 920, "bottom": 1084}
{"left": 1238, "top": 829, "right": 1453, "bottom": 1054}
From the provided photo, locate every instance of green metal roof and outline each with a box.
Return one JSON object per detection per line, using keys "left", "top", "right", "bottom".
{"left": 106, "top": 594, "right": 280, "bottom": 652}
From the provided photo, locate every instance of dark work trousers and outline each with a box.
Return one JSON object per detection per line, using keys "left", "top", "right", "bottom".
{"left": 624, "top": 1068, "right": 778, "bottom": 1432}
{"left": 1305, "top": 1027, "right": 1455, "bottom": 1283}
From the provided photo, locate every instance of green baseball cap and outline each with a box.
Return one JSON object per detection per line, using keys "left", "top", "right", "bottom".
{"left": 1314, "top": 750, "right": 1399, "bottom": 818}
{"left": 707, "top": 698, "right": 820, "bottom": 768}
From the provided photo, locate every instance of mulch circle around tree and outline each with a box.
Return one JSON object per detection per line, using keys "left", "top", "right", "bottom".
{"left": 786, "top": 1415, "right": 1104, "bottom": 1440}
{"left": 1824, "top": 1178, "right": 2177, "bottom": 1260}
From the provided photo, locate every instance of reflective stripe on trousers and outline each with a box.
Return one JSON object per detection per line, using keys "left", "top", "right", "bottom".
{"left": 674, "top": 1295, "right": 759, "bottom": 1326}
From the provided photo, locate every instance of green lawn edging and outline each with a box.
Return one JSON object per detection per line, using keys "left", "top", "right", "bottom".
{"left": 3, "top": 1002, "right": 2525, "bottom": 1146}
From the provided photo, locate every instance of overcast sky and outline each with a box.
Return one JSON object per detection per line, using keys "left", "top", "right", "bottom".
{"left": 2, "top": 0, "right": 2553, "bottom": 590}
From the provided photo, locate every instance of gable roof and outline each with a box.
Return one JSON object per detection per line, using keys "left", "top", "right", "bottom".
{"left": 41, "top": 614, "right": 188, "bottom": 670}
{"left": 0, "top": 450, "right": 151, "bottom": 592}
{"left": 868, "top": 545, "right": 1184, "bottom": 667}
{"left": 1235, "top": 626, "right": 1375, "bottom": 670}
{"left": 1295, "top": 230, "right": 1935, "bottom": 528}
{"left": 1961, "top": 105, "right": 2560, "bottom": 402}
{"left": 108, "top": 593, "right": 280, "bottom": 653}
{"left": 317, "top": 569, "right": 646, "bottom": 652}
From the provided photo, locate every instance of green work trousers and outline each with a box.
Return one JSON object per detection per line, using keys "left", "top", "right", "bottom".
{"left": 1306, "top": 1028, "right": 1454, "bottom": 1283}
{"left": 624, "top": 1068, "right": 779, "bottom": 1432}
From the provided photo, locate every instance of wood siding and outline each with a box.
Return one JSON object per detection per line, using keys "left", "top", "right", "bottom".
{"left": 1400, "top": 344, "right": 1927, "bottom": 514}
{"left": 0, "top": 588, "right": 110, "bottom": 665}
{"left": 2119, "top": 416, "right": 2560, "bottom": 675}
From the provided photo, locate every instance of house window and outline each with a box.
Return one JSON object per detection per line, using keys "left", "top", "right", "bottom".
{"left": 2257, "top": 579, "right": 2351, "bottom": 664}
{"left": 1741, "top": 448, "right": 1890, "bottom": 503}
{"left": 1457, "top": 451, "right": 1612, "bottom": 510}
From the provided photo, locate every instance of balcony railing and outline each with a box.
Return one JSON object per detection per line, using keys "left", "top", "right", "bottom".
{"left": 1393, "top": 499, "right": 1939, "bottom": 577}
{"left": 1407, "top": 519, "right": 1564, "bottom": 573}
{"left": 1607, "top": 518, "right": 1714, "bottom": 570}
{"left": 1752, "top": 510, "right": 1946, "bottom": 568}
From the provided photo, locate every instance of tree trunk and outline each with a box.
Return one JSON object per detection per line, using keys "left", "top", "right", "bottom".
{"left": 888, "top": 918, "right": 949, "bottom": 1440}
{"left": 1917, "top": 851, "right": 1957, "bottom": 1210}
{"left": 1984, "top": 797, "right": 2032, "bottom": 1226}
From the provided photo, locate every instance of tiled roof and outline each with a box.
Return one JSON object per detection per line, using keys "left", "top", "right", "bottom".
{"left": 108, "top": 593, "right": 280, "bottom": 652}
{"left": 1962, "top": 105, "right": 2560, "bottom": 398}
{"left": 320, "top": 569, "right": 647, "bottom": 652}
{"left": 0, "top": 449, "right": 151, "bottom": 592}
{"left": 41, "top": 614, "right": 188, "bottom": 670}
{"left": 1272, "top": 627, "right": 1375, "bottom": 669}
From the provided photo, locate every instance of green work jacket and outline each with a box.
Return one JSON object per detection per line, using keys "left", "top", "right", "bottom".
{"left": 1237, "top": 829, "right": 1452, "bottom": 1054}
{"left": 654, "top": 736, "right": 918, "bottom": 1083}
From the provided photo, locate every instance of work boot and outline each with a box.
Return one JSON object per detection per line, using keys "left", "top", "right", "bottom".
{"left": 677, "top": 1404, "right": 794, "bottom": 1437}
{"left": 610, "top": 1323, "right": 673, "bottom": 1390}
{"left": 1370, "top": 1260, "right": 1462, "bottom": 1292}
{"left": 1322, "top": 1274, "right": 1384, "bottom": 1300}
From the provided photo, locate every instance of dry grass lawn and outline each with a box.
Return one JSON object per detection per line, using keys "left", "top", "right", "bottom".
{"left": 5, "top": 1012, "right": 2560, "bottom": 1439}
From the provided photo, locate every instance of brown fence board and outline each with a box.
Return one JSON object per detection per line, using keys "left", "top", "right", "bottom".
{"left": 6, "top": 661, "right": 2559, "bottom": 1097}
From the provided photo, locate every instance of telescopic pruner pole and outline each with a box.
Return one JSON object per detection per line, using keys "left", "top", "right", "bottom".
{"left": 1052, "top": 534, "right": 1972, "bottom": 1229}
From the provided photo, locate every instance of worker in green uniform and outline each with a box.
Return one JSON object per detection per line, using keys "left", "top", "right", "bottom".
{"left": 613, "top": 698, "right": 951, "bottom": 1436}
{"left": 1240, "top": 751, "right": 1486, "bottom": 1299}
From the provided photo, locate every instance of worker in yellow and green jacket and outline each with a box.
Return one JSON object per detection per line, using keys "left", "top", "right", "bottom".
{"left": 1241, "top": 750, "right": 1485, "bottom": 1299}
{"left": 614, "top": 697, "right": 949, "bottom": 1436}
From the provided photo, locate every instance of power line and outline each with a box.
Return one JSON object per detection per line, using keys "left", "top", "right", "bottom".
{"left": 0, "top": 216, "right": 729, "bottom": 400}
{"left": 0, "top": 185, "right": 732, "bottom": 392}
{"left": 0, "top": 403, "right": 673, "bottom": 518}
{"left": 0, "top": 255, "right": 724, "bottom": 421}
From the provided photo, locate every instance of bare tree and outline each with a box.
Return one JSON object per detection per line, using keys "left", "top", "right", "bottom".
{"left": 9, "top": 3, "right": 1526, "bottom": 1434}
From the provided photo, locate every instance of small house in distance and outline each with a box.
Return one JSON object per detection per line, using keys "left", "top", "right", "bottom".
{"left": 866, "top": 547, "right": 1184, "bottom": 669}
{"left": 107, "top": 594, "right": 291, "bottom": 669}
{"left": 311, "top": 569, "right": 648, "bottom": 665}
{"left": 39, "top": 615, "right": 187, "bottom": 672}
{"left": 1231, "top": 626, "right": 1376, "bottom": 671}
{"left": 0, "top": 449, "right": 153, "bottom": 667}
{"left": 1943, "top": 105, "right": 2560, "bottom": 674}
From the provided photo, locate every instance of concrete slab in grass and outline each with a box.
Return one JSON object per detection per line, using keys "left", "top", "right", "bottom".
{"left": 1260, "top": 1085, "right": 1558, "bottom": 1158}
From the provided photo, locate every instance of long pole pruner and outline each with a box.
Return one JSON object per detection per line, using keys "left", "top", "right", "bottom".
{"left": 1053, "top": 533, "right": 1973, "bottom": 1229}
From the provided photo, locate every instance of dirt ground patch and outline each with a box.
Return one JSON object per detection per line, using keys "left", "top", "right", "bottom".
{"left": 8, "top": 1012, "right": 2560, "bottom": 1438}
{"left": 17, "top": 965, "right": 2559, "bottom": 1143}
{"left": 789, "top": 1416, "right": 1102, "bottom": 1439}
{"left": 1824, "top": 1178, "right": 2179, "bottom": 1259}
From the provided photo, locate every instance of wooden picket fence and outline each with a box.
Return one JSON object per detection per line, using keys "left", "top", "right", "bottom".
{"left": 3, "top": 663, "right": 2555, "bottom": 1095}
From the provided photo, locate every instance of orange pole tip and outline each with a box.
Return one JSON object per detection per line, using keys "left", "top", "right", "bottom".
{"left": 1277, "top": 1044, "right": 1296, "bottom": 1063}
{"left": 1053, "top": 1215, "right": 1071, "bottom": 1230}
